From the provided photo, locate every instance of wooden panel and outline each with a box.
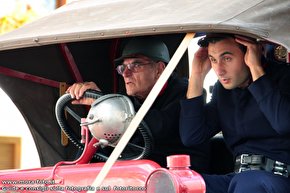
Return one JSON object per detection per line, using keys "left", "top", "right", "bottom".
{"left": 56, "top": 0, "right": 67, "bottom": 8}
{"left": 59, "top": 82, "right": 69, "bottom": 146}
{"left": 0, "top": 137, "right": 21, "bottom": 169}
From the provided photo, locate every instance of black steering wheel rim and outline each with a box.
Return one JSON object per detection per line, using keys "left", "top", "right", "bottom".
{"left": 55, "top": 90, "right": 154, "bottom": 161}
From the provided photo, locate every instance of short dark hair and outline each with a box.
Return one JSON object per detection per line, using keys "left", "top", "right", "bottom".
{"left": 198, "top": 33, "right": 247, "bottom": 53}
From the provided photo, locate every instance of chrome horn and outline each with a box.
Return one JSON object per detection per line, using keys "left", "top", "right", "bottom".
{"left": 81, "top": 94, "right": 135, "bottom": 147}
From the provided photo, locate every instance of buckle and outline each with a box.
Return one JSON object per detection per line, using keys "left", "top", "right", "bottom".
{"left": 236, "top": 154, "right": 264, "bottom": 165}
{"left": 235, "top": 155, "right": 289, "bottom": 178}
{"left": 235, "top": 154, "right": 251, "bottom": 173}
{"left": 273, "top": 161, "right": 289, "bottom": 177}
{"left": 237, "top": 165, "right": 250, "bottom": 173}
{"left": 240, "top": 154, "right": 251, "bottom": 165}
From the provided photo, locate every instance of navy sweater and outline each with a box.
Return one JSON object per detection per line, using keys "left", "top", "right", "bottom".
{"left": 180, "top": 61, "right": 290, "bottom": 164}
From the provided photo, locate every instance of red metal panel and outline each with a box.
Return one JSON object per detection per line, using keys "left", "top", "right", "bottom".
{"left": 59, "top": 43, "right": 83, "bottom": 83}
{"left": 109, "top": 39, "right": 120, "bottom": 93}
{"left": 0, "top": 160, "right": 160, "bottom": 193}
{"left": 0, "top": 66, "right": 59, "bottom": 88}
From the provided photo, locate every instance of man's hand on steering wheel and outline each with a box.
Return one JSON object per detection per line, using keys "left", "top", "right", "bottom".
{"left": 66, "top": 82, "right": 101, "bottom": 105}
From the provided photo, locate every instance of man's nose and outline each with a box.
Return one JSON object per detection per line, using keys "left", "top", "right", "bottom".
{"left": 122, "top": 66, "right": 132, "bottom": 77}
{"left": 215, "top": 63, "right": 226, "bottom": 76}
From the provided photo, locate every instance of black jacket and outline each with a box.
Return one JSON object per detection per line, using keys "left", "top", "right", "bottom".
{"left": 133, "top": 73, "right": 211, "bottom": 172}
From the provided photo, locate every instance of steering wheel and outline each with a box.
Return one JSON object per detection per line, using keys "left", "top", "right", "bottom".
{"left": 55, "top": 90, "right": 153, "bottom": 161}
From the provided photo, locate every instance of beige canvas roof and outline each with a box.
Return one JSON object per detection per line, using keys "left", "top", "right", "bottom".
{"left": 0, "top": 0, "right": 289, "bottom": 50}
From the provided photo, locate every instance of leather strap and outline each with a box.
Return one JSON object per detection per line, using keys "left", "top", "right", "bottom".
{"left": 235, "top": 154, "right": 289, "bottom": 177}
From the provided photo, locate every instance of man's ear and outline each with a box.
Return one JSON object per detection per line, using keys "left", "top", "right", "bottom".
{"left": 156, "top": 61, "right": 166, "bottom": 75}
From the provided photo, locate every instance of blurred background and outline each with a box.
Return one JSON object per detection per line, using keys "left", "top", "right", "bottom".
{"left": 0, "top": 0, "right": 73, "bottom": 170}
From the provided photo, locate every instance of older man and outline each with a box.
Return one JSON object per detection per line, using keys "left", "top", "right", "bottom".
{"left": 67, "top": 36, "right": 210, "bottom": 173}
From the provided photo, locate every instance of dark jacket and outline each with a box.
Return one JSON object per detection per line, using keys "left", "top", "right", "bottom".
{"left": 180, "top": 61, "right": 290, "bottom": 165}
{"left": 134, "top": 73, "right": 211, "bottom": 172}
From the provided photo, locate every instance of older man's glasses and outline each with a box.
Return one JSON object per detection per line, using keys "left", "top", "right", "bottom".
{"left": 116, "top": 62, "right": 153, "bottom": 75}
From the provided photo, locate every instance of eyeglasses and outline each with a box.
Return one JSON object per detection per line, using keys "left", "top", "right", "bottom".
{"left": 116, "top": 62, "right": 153, "bottom": 75}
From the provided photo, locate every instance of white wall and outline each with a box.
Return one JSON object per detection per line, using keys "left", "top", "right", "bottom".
{"left": 0, "top": 88, "right": 40, "bottom": 169}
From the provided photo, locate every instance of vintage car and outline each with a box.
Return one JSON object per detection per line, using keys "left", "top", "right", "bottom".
{"left": 0, "top": 0, "right": 289, "bottom": 192}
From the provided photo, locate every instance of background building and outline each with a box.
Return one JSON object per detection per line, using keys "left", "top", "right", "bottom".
{"left": 0, "top": 0, "right": 69, "bottom": 170}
